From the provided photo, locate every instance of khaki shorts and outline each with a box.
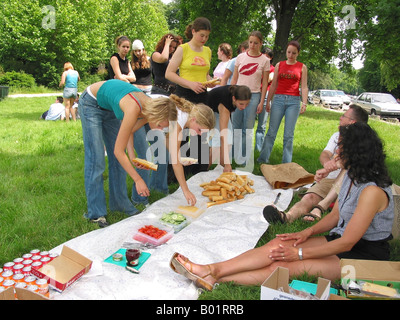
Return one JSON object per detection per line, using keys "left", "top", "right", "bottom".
{"left": 306, "top": 178, "right": 335, "bottom": 199}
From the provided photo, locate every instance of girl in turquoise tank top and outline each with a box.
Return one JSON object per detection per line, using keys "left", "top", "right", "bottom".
{"left": 78, "top": 80, "right": 216, "bottom": 225}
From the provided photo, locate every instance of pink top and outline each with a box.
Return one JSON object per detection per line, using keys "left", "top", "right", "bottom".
{"left": 235, "top": 52, "right": 269, "bottom": 93}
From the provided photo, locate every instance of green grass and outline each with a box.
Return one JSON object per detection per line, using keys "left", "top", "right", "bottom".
{"left": 1, "top": 96, "right": 399, "bottom": 299}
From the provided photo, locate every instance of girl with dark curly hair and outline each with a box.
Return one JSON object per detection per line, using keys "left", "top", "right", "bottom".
{"left": 169, "top": 122, "right": 394, "bottom": 289}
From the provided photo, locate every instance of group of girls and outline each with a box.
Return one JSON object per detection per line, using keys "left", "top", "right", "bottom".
{"left": 79, "top": 17, "right": 309, "bottom": 226}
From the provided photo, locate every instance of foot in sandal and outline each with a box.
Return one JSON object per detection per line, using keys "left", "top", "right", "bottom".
{"left": 169, "top": 252, "right": 217, "bottom": 291}
{"left": 303, "top": 204, "right": 325, "bottom": 222}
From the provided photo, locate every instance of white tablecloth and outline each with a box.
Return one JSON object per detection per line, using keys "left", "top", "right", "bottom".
{"left": 50, "top": 166, "right": 293, "bottom": 300}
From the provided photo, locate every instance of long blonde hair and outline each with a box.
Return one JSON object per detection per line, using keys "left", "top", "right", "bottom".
{"left": 141, "top": 94, "right": 215, "bottom": 129}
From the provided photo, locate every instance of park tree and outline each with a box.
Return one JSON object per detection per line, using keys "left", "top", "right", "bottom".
{"left": 0, "top": 0, "right": 168, "bottom": 87}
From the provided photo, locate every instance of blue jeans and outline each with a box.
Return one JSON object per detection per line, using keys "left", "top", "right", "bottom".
{"left": 131, "top": 125, "right": 168, "bottom": 204}
{"left": 257, "top": 94, "right": 300, "bottom": 164}
{"left": 78, "top": 90, "right": 138, "bottom": 220}
{"left": 255, "top": 97, "right": 269, "bottom": 152}
{"left": 232, "top": 92, "right": 260, "bottom": 165}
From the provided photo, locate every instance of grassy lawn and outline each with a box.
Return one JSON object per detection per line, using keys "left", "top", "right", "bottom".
{"left": 1, "top": 95, "right": 399, "bottom": 299}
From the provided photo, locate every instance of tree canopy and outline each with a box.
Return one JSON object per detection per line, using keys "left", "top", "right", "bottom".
{"left": 0, "top": 0, "right": 399, "bottom": 95}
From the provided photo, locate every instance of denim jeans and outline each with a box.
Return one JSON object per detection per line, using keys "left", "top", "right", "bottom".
{"left": 232, "top": 92, "right": 260, "bottom": 165}
{"left": 257, "top": 94, "right": 300, "bottom": 164}
{"left": 131, "top": 125, "right": 168, "bottom": 204}
{"left": 255, "top": 97, "right": 269, "bottom": 152}
{"left": 78, "top": 90, "right": 138, "bottom": 220}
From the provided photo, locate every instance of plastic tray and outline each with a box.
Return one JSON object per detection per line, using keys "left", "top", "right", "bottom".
{"left": 175, "top": 204, "right": 206, "bottom": 219}
{"left": 159, "top": 214, "right": 191, "bottom": 233}
{"left": 133, "top": 223, "right": 174, "bottom": 246}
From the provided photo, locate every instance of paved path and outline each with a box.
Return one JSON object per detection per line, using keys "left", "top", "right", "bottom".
{"left": 8, "top": 93, "right": 63, "bottom": 98}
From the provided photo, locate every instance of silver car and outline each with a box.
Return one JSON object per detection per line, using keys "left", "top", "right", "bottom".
{"left": 312, "top": 90, "right": 342, "bottom": 109}
{"left": 351, "top": 92, "right": 400, "bottom": 118}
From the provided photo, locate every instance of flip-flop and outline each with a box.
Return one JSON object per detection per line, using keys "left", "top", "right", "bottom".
{"left": 303, "top": 205, "right": 324, "bottom": 222}
{"left": 169, "top": 252, "right": 214, "bottom": 291}
{"left": 262, "top": 205, "right": 288, "bottom": 224}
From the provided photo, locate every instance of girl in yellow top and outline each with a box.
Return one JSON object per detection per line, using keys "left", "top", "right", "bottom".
{"left": 166, "top": 17, "right": 215, "bottom": 176}
{"left": 166, "top": 17, "right": 214, "bottom": 104}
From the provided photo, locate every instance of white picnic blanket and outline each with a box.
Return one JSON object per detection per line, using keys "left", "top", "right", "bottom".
{"left": 50, "top": 166, "right": 293, "bottom": 300}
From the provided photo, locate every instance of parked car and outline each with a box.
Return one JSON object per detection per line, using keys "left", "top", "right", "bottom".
{"left": 312, "top": 90, "right": 342, "bottom": 109}
{"left": 308, "top": 90, "right": 315, "bottom": 104}
{"left": 335, "top": 90, "right": 351, "bottom": 105}
{"left": 351, "top": 92, "right": 400, "bottom": 118}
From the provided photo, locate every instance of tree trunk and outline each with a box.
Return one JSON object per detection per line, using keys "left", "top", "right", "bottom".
{"left": 272, "top": 0, "right": 300, "bottom": 65}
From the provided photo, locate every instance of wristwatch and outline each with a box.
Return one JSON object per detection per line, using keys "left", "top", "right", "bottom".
{"left": 298, "top": 248, "right": 303, "bottom": 260}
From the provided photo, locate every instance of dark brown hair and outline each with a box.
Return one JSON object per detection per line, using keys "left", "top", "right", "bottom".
{"left": 184, "top": 17, "right": 211, "bottom": 40}
{"left": 287, "top": 40, "right": 301, "bottom": 52}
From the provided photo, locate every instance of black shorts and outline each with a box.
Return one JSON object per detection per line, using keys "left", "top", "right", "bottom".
{"left": 325, "top": 233, "right": 392, "bottom": 260}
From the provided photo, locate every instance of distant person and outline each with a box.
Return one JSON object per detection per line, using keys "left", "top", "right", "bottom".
{"left": 220, "top": 41, "right": 249, "bottom": 86}
{"left": 108, "top": 35, "right": 136, "bottom": 83}
{"left": 59, "top": 62, "right": 80, "bottom": 122}
{"left": 40, "top": 96, "right": 65, "bottom": 121}
{"left": 212, "top": 43, "right": 233, "bottom": 84}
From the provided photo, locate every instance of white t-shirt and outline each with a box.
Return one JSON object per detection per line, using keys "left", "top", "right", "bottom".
{"left": 323, "top": 132, "right": 340, "bottom": 179}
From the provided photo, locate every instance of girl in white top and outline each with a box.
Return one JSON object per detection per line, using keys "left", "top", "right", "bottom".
{"left": 231, "top": 31, "right": 270, "bottom": 164}
{"left": 212, "top": 43, "right": 233, "bottom": 82}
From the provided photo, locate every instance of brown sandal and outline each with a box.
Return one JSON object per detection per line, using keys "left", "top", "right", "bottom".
{"left": 303, "top": 205, "right": 325, "bottom": 222}
{"left": 169, "top": 252, "right": 216, "bottom": 291}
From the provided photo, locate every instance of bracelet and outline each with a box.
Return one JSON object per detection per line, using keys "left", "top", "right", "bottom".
{"left": 298, "top": 248, "right": 303, "bottom": 260}
{"left": 301, "top": 102, "right": 307, "bottom": 106}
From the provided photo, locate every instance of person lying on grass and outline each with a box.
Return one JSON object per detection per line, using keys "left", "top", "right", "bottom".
{"left": 170, "top": 122, "right": 394, "bottom": 290}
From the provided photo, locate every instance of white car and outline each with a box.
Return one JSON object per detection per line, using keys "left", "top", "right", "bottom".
{"left": 335, "top": 90, "right": 351, "bottom": 106}
{"left": 312, "top": 90, "right": 343, "bottom": 109}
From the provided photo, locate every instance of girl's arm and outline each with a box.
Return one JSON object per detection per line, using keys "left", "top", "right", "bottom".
{"left": 59, "top": 71, "right": 66, "bottom": 87}
{"left": 300, "top": 64, "right": 308, "bottom": 114}
{"left": 218, "top": 104, "right": 232, "bottom": 172}
{"left": 168, "top": 124, "right": 197, "bottom": 206}
{"left": 265, "top": 62, "right": 279, "bottom": 112}
{"left": 257, "top": 69, "right": 269, "bottom": 114}
{"left": 115, "top": 102, "right": 149, "bottom": 197}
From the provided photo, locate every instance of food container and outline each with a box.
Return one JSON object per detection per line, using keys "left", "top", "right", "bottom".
{"left": 133, "top": 223, "right": 173, "bottom": 246}
{"left": 159, "top": 212, "right": 191, "bottom": 233}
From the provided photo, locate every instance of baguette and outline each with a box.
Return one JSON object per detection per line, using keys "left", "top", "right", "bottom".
{"left": 202, "top": 190, "right": 221, "bottom": 197}
{"left": 200, "top": 172, "right": 255, "bottom": 207}
{"left": 131, "top": 158, "right": 158, "bottom": 171}
{"left": 201, "top": 78, "right": 221, "bottom": 86}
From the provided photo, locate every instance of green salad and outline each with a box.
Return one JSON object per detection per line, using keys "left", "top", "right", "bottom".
{"left": 160, "top": 212, "right": 186, "bottom": 225}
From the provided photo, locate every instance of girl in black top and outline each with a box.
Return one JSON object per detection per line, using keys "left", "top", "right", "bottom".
{"left": 207, "top": 85, "right": 251, "bottom": 172}
{"left": 108, "top": 36, "right": 136, "bottom": 83}
{"left": 151, "top": 34, "right": 179, "bottom": 96}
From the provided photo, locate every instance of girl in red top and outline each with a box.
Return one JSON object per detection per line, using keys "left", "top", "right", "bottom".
{"left": 257, "top": 40, "right": 308, "bottom": 164}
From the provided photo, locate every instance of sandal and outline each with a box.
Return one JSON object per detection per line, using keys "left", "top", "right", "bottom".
{"left": 169, "top": 252, "right": 215, "bottom": 291}
{"left": 303, "top": 204, "right": 324, "bottom": 222}
{"left": 262, "top": 205, "right": 288, "bottom": 224}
